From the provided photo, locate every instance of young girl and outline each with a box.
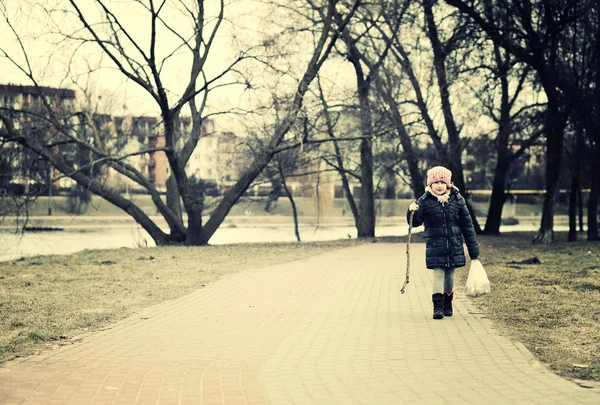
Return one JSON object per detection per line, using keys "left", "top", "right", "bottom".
{"left": 407, "top": 166, "right": 480, "bottom": 319}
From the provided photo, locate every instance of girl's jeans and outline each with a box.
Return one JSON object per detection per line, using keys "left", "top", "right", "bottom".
{"left": 432, "top": 267, "right": 455, "bottom": 294}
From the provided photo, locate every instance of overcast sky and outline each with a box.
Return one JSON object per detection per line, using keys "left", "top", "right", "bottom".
{"left": 1, "top": 1, "right": 286, "bottom": 117}
{"left": 1, "top": 0, "right": 545, "bottom": 140}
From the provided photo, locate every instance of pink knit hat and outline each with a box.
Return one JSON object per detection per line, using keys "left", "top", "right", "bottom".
{"left": 427, "top": 166, "right": 452, "bottom": 187}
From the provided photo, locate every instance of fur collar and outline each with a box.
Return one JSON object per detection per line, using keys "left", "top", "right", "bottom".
{"left": 425, "top": 185, "right": 460, "bottom": 195}
{"left": 425, "top": 185, "right": 459, "bottom": 206}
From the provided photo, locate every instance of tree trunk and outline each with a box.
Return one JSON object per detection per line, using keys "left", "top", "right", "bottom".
{"left": 279, "top": 163, "right": 300, "bottom": 242}
{"left": 264, "top": 166, "right": 282, "bottom": 213}
{"left": 534, "top": 105, "right": 566, "bottom": 244}
{"left": 317, "top": 76, "right": 360, "bottom": 228}
{"left": 186, "top": 201, "right": 204, "bottom": 245}
{"left": 484, "top": 87, "right": 512, "bottom": 235}
{"left": 587, "top": 173, "right": 599, "bottom": 241}
{"left": 484, "top": 159, "right": 510, "bottom": 234}
{"left": 423, "top": 0, "right": 481, "bottom": 233}
{"left": 483, "top": 38, "right": 515, "bottom": 235}
{"left": 579, "top": 187, "right": 585, "bottom": 232}
{"left": 357, "top": 136, "right": 375, "bottom": 238}
{"left": 356, "top": 96, "right": 375, "bottom": 238}
{"left": 376, "top": 78, "right": 425, "bottom": 198}
{"left": 345, "top": 39, "right": 375, "bottom": 238}
{"left": 162, "top": 110, "right": 205, "bottom": 245}
{"left": 568, "top": 173, "right": 579, "bottom": 241}
{"left": 484, "top": 92, "right": 512, "bottom": 234}
{"left": 200, "top": 108, "right": 310, "bottom": 243}
{"left": 166, "top": 174, "right": 182, "bottom": 220}
{"left": 569, "top": 126, "right": 584, "bottom": 241}
{"left": 0, "top": 117, "right": 174, "bottom": 244}
{"left": 355, "top": 76, "right": 375, "bottom": 238}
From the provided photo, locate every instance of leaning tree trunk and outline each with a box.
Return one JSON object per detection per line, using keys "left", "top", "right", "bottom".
{"left": 330, "top": 139, "right": 359, "bottom": 228}
{"left": 0, "top": 116, "right": 174, "bottom": 245}
{"left": 200, "top": 128, "right": 286, "bottom": 244}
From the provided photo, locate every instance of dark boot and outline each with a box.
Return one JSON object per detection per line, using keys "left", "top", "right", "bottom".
{"left": 432, "top": 293, "right": 445, "bottom": 319}
{"left": 443, "top": 292, "right": 454, "bottom": 317}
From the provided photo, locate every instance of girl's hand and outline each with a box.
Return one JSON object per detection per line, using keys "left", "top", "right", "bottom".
{"left": 409, "top": 202, "right": 419, "bottom": 211}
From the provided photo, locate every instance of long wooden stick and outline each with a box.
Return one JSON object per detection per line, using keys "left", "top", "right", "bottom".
{"left": 401, "top": 210, "right": 414, "bottom": 294}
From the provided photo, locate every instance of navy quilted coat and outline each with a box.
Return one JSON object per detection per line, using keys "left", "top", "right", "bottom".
{"left": 407, "top": 187, "right": 479, "bottom": 269}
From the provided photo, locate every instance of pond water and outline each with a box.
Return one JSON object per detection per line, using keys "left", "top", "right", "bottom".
{"left": 0, "top": 219, "right": 571, "bottom": 263}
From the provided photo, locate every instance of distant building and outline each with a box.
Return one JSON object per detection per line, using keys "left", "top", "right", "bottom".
{"left": 184, "top": 120, "right": 243, "bottom": 194}
{"left": 1, "top": 83, "right": 244, "bottom": 197}
{"left": 0, "top": 84, "right": 76, "bottom": 191}
{"left": 115, "top": 115, "right": 166, "bottom": 191}
{"left": 0, "top": 84, "right": 75, "bottom": 119}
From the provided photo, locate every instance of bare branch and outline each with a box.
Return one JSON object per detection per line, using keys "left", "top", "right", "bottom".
{"left": 68, "top": 0, "right": 159, "bottom": 101}
{"left": 271, "top": 135, "right": 372, "bottom": 154}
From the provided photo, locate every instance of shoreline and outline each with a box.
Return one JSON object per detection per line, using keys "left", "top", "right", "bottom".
{"left": 0, "top": 213, "right": 568, "bottom": 230}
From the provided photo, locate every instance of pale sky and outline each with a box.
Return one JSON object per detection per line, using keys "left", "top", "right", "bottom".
{"left": 1, "top": 1, "right": 297, "bottom": 117}
{"left": 0, "top": 0, "right": 542, "bottom": 140}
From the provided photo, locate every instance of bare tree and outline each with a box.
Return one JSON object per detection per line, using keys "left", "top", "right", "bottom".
{"left": 313, "top": 0, "right": 406, "bottom": 238}
{"left": 445, "top": 0, "right": 595, "bottom": 243}
{"left": 463, "top": 15, "right": 546, "bottom": 234}
{"left": 369, "top": 1, "right": 484, "bottom": 229}
{"left": 374, "top": 66, "right": 425, "bottom": 199}
{"left": 0, "top": 0, "right": 360, "bottom": 246}
{"left": 316, "top": 75, "right": 361, "bottom": 228}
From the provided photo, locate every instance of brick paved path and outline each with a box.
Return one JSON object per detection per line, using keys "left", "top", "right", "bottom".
{"left": 1, "top": 243, "right": 598, "bottom": 405}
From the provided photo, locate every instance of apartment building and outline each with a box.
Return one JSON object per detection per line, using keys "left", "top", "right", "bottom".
{"left": 2, "top": 84, "right": 312, "bottom": 201}
{"left": 0, "top": 84, "right": 76, "bottom": 191}
{"left": 185, "top": 121, "right": 242, "bottom": 193}
{"left": 0, "top": 84, "right": 75, "bottom": 121}
{"left": 86, "top": 115, "right": 242, "bottom": 194}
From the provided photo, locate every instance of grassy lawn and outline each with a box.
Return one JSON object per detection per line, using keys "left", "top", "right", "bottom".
{"left": 1, "top": 231, "right": 598, "bottom": 385}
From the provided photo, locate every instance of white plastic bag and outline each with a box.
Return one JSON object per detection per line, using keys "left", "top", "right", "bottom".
{"left": 464, "top": 259, "right": 491, "bottom": 297}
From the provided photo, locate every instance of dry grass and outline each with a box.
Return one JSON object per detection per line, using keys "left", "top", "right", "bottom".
{"left": 0, "top": 238, "right": 371, "bottom": 363}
